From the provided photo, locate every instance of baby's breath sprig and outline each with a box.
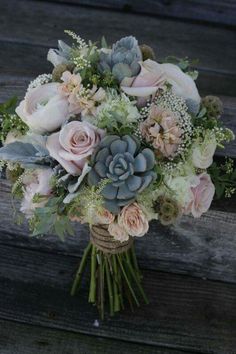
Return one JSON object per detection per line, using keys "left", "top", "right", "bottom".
{"left": 27, "top": 73, "right": 52, "bottom": 91}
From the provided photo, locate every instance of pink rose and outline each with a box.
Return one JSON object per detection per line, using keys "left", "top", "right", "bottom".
{"left": 121, "top": 59, "right": 166, "bottom": 106}
{"left": 20, "top": 168, "right": 54, "bottom": 218}
{"left": 121, "top": 59, "right": 200, "bottom": 108}
{"left": 16, "top": 83, "right": 69, "bottom": 134}
{"left": 118, "top": 203, "right": 149, "bottom": 237}
{"left": 187, "top": 173, "right": 215, "bottom": 218}
{"left": 46, "top": 121, "right": 105, "bottom": 175}
{"left": 108, "top": 221, "right": 129, "bottom": 242}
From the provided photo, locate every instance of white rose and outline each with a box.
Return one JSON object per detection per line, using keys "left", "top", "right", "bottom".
{"left": 192, "top": 137, "right": 217, "bottom": 169}
{"left": 16, "top": 83, "right": 69, "bottom": 134}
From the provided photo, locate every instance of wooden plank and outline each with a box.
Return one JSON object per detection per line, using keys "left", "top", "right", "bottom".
{"left": 1, "top": 319, "right": 182, "bottom": 354}
{"left": 0, "top": 1, "right": 235, "bottom": 95}
{"left": 38, "top": 0, "right": 236, "bottom": 27}
{"left": 0, "top": 179, "right": 236, "bottom": 283}
{"left": 0, "top": 243, "right": 235, "bottom": 353}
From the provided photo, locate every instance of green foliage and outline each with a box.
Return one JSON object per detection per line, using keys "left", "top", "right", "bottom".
{"left": 208, "top": 158, "right": 236, "bottom": 199}
{"left": 163, "top": 56, "right": 199, "bottom": 79}
{"left": 30, "top": 195, "right": 74, "bottom": 240}
{"left": 0, "top": 97, "right": 28, "bottom": 143}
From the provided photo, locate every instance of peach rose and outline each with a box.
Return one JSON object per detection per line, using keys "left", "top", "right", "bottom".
{"left": 108, "top": 221, "right": 129, "bottom": 242}
{"left": 118, "top": 203, "right": 149, "bottom": 237}
{"left": 121, "top": 59, "right": 200, "bottom": 109}
{"left": 20, "top": 168, "right": 54, "bottom": 218}
{"left": 187, "top": 173, "right": 215, "bottom": 217}
{"left": 46, "top": 121, "right": 105, "bottom": 175}
{"left": 94, "top": 208, "right": 115, "bottom": 225}
{"left": 16, "top": 83, "right": 69, "bottom": 134}
{"left": 140, "top": 105, "right": 182, "bottom": 157}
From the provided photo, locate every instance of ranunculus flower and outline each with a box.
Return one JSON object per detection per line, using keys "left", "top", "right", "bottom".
{"left": 187, "top": 173, "right": 215, "bottom": 217}
{"left": 46, "top": 121, "right": 105, "bottom": 175}
{"left": 192, "top": 136, "right": 217, "bottom": 169}
{"left": 121, "top": 59, "right": 200, "bottom": 110}
{"left": 20, "top": 168, "right": 54, "bottom": 218}
{"left": 118, "top": 203, "right": 149, "bottom": 237}
{"left": 140, "top": 105, "right": 182, "bottom": 158}
{"left": 16, "top": 83, "right": 69, "bottom": 134}
{"left": 108, "top": 221, "right": 129, "bottom": 242}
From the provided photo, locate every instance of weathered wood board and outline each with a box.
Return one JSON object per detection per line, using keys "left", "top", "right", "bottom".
{"left": 0, "top": 243, "right": 235, "bottom": 354}
{"left": 39, "top": 0, "right": 236, "bottom": 26}
{"left": 1, "top": 319, "right": 184, "bottom": 354}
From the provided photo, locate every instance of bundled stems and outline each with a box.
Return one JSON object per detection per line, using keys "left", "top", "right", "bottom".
{"left": 71, "top": 241, "right": 148, "bottom": 319}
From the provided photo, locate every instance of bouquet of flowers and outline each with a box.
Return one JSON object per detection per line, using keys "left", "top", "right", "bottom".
{"left": 0, "top": 31, "right": 235, "bottom": 318}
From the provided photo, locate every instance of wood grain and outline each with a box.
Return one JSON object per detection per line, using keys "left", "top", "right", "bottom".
{"left": 0, "top": 243, "right": 235, "bottom": 354}
{"left": 37, "top": 0, "right": 236, "bottom": 26}
{"left": 1, "top": 319, "right": 183, "bottom": 354}
{"left": 0, "top": 179, "right": 236, "bottom": 283}
{"left": 0, "top": 0, "right": 235, "bottom": 96}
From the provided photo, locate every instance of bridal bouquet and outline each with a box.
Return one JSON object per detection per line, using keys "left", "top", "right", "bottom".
{"left": 0, "top": 31, "right": 235, "bottom": 318}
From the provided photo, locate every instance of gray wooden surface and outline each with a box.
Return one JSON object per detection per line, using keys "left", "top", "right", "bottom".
{"left": 0, "top": 1, "right": 236, "bottom": 353}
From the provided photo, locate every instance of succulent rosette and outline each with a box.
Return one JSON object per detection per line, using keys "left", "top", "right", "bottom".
{"left": 88, "top": 135, "right": 156, "bottom": 213}
{"left": 0, "top": 30, "right": 235, "bottom": 318}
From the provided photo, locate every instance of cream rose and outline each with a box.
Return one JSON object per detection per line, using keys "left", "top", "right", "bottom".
{"left": 108, "top": 221, "right": 129, "bottom": 242}
{"left": 16, "top": 83, "right": 69, "bottom": 134}
{"left": 121, "top": 59, "right": 200, "bottom": 109}
{"left": 192, "top": 137, "right": 217, "bottom": 169}
{"left": 46, "top": 121, "right": 105, "bottom": 175}
{"left": 20, "top": 168, "right": 54, "bottom": 218}
{"left": 187, "top": 173, "right": 215, "bottom": 217}
{"left": 118, "top": 203, "right": 149, "bottom": 237}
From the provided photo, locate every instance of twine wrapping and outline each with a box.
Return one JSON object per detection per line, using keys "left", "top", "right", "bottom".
{"left": 90, "top": 224, "right": 133, "bottom": 254}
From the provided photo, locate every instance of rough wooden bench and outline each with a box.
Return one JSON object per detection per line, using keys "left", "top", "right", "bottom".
{"left": 0, "top": 1, "right": 235, "bottom": 353}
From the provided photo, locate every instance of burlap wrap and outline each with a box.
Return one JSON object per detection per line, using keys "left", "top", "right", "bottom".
{"left": 90, "top": 224, "right": 133, "bottom": 254}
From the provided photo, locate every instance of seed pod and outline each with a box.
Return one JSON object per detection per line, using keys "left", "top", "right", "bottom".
{"left": 202, "top": 95, "right": 223, "bottom": 119}
{"left": 139, "top": 44, "right": 156, "bottom": 61}
{"left": 52, "top": 63, "right": 75, "bottom": 82}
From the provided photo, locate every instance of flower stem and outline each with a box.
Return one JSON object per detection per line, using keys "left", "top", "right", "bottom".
{"left": 89, "top": 245, "right": 97, "bottom": 303}
{"left": 99, "top": 252, "right": 105, "bottom": 320}
{"left": 71, "top": 242, "right": 92, "bottom": 296}
{"left": 125, "top": 252, "right": 149, "bottom": 304}
{"left": 105, "top": 256, "right": 114, "bottom": 316}
{"left": 111, "top": 255, "right": 121, "bottom": 312}
{"left": 117, "top": 254, "right": 140, "bottom": 307}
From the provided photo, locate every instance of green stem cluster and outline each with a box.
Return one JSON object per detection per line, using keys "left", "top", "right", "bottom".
{"left": 71, "top": 242, "right": 148, "bottom": 319}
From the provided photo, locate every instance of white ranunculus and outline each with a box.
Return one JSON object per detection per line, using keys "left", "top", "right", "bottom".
{"left": 192, "top": 136, "right": 217, "bottom": 169}
{"left": 16, "top": 83, "right": 69, "bottom": 134}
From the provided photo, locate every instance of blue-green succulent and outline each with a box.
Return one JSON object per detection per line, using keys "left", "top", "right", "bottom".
{"left": 87, "top": 135, "right": 156, "bottom": 213}
{"left": 99, "top": 36, "right": 142, "bottom": 82}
